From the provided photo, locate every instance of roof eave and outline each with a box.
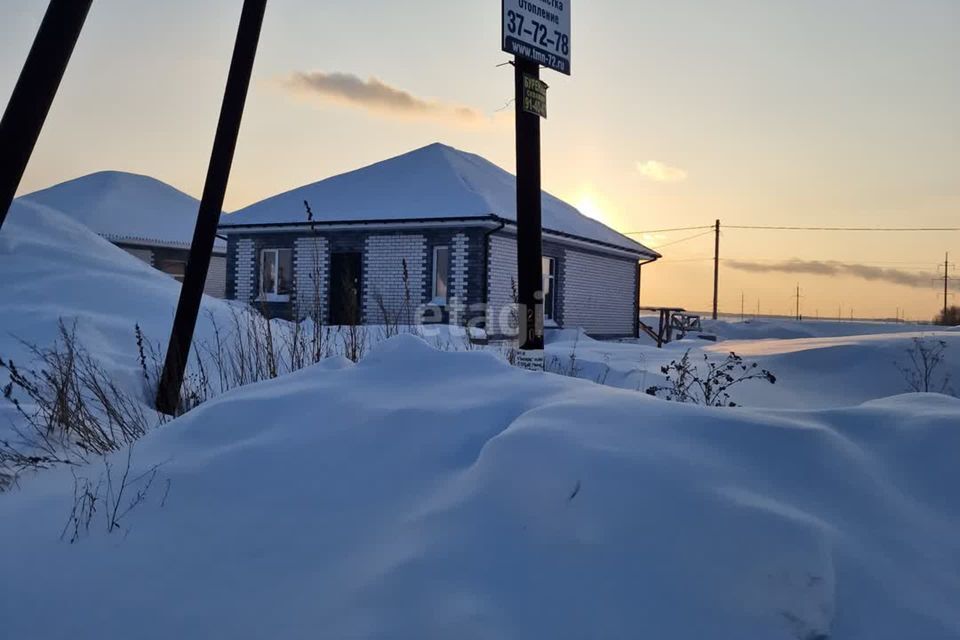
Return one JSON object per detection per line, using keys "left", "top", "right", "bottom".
{"left": 218, "top": 213, "right": 659, "bottom": 260}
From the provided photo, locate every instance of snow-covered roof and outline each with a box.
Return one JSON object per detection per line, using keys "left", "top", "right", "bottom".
{"left": 222, "top": 143, "right": 658, "bottom": 257}
{"left": 18, "top": 171, "right": 226, "bottom": 252}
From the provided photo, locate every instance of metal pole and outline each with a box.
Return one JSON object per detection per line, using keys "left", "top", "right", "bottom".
{"left": 156, "top": 0, "right": 268, "bottom": 414}
{"left": 0, "top": 0, "right": 93, "bottom": 231}
{"left": 712, "top": 219, "right": 720, "bottom": 320}
{"left": 944, "top": 253, "right": 949, "bottom": 322}
{"left": 514, "top": 56, "right": 544, "bottom": 357}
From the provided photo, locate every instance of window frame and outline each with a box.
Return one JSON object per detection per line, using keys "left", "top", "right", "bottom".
{"left": 432, "top": 245, "right": 450, "bottom": 305}
{"left": 542, "top": 256, "right": 557, "bottom": 324}
{"left": 259, "top": 247, "right": 293, "bottom": 301}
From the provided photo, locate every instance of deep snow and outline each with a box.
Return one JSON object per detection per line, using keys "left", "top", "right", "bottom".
{"left": 1, "top": 336, "right": 959, "bottom": 639}
{"left": 0, "top": 199, "right": 236, "bottom": 381}
{"left": 548, "top": 320, "right": 960, "bottom": 409}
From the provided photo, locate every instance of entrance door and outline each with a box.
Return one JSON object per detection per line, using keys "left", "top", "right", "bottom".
{"left": 330, "top": 252, "right": 362, "bottom": 325}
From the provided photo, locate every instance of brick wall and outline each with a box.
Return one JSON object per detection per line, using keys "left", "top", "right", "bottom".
{"left": 449, "top": 232, "right": 469, "bottom": 323}
{"left": 294, "top": 236, "right": 330, "bottom": 320}
{"left": 562, "top": 248, "right": 638, "bottom": 336}
{"left": 363, "top": 234, "right": 426, "bottom": 324}
{"left": 486, "top": 234, "right": 519, "bottom": 336}
{"left": 234, "top": 238, "right": 255, "bottom": 304}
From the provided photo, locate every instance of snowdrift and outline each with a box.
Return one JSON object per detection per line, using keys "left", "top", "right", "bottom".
{"left": 2, "top": 336, "right": 959, "bottom": 639}
{"left": 0, "top": 200, "right": 235, "bottom": 366}
{"left": 559, "top": 321, "right": 960, "bottom": 409}
{"left": 702, "top": 318, "right": 946, "bottom": 341}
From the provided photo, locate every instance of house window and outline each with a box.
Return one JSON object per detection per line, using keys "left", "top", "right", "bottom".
{"left": 260, "top": 248, "right": 293, "bottom": 300}
{"left": 432, "top": 246, "right": 449, "bottom": 305}
{"left": 543, "top": 256, "right": 557, "bottom": 322}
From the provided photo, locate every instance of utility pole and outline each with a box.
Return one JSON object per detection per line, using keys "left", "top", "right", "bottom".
{"left": 712, "top": 219, "right": 720, "bottom": 320}
{"left": 740, "top": 291, "right": 744, "bottom": 322}
{"left": 501, "top": 0, "right": 569, "bottom": 369}
{"left": 513, "top": 56, "right": 544, "bottom": 365}
{"left": 795, "top": 284, "right": 801, "bottom": 321}
{"left": 156, "top": 0, "right": 268, "bottom": 415}
{"left": 756, "top": 299, "right": 760, "bottom": 319}
{"left": 944, "top": 253, "right": 950, "bottom": 321}
{"left": 0, "top": 0, "right": 93, "bottom": 232}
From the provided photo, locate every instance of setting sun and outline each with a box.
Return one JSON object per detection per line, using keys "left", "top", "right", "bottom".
{"left": 574, "top": 193, "right": 608, "bottom": 225}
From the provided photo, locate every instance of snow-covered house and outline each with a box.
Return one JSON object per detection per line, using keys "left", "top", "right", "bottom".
{"left": 18, "top": 171, "right": 227, "bottom": 297}
{"left": 219, "top": 144, "right": 660, "bottom": 338}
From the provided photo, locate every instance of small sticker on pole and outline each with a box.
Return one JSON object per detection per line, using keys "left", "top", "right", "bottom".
{"left": 522, "top": 74, "right": 548, "bottom": 118}
{"left": 503, "top": 0, "right": 571, "bottom": 75}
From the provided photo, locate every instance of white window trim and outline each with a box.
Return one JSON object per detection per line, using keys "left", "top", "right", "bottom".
{"left": 258, "top": 248, "right": 291, "bottom": 302}
{"left": 432, "top": 245, "right": 450, "bottom": 306}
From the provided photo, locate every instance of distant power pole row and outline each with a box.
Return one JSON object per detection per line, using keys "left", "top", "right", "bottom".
{"left": 940, "top": 252, "right": 953, "bottom": 320}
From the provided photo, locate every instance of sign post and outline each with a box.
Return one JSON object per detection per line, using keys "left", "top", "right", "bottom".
{"left": 502, "top": 0, "right": 570, "bottom": 371}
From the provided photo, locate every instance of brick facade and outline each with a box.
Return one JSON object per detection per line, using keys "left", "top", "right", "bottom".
{"left": 363, "top": 234, "right": 426, "bottom": 325}
{"left": 225, "top": 225, "right": 640, "bottom": 337}
{"left": 294, "top": 236, "right": 330, "bottom": 320}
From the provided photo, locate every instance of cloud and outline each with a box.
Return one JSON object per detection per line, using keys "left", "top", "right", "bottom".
{"left": 282, "top": 71, "right": 488, "bottom": 126}
{"left": 726, "top": 259, "right": 932, "bottom": 288}
{"left": 637, "top": 160, "right": 688, "bottom": 183}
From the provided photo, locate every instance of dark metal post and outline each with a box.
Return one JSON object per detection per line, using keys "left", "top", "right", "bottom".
{"left": 514, "top": 57, "right": 544, "bottom": 355}
{"left": 944, "top": 253, "right": 950, "bottom": 322}
{"left": 0, "top": 0, "right": 93, "bottom": 231}
{"left": 156, "top": 0, "right": 268, "bottom": 414}
{"left": 712, "top": 219, "right": 720, "bottom": 320}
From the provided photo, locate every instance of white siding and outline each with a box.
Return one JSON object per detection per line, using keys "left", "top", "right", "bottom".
{"left": 486, "top": 234, "right": 519, "bottom": 337}
{"left": 363, "top": 235, "right": 425, "bottom": 324}
{"left": 562, "top": 249, "right": 637, "bottom": 336}
{"left": 294, "top": 237, "right": 330, "bottom": 320}
{"left": 235, "top": 238, "right": 255, "bottom": 303}
{"left": 203, "top": 255, "right": 227, "bottom": 298}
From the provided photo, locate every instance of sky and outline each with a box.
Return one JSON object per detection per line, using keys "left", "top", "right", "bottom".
{"left": 2, "top": 0, "right": 958, "bottom": 320}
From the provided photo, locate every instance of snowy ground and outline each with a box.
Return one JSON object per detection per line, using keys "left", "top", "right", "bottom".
{"left": 2, "top": 337, "right": 959, "bottom": 639}
{"left": 2, "top": 201, "right": 960, "bottom": 639}
{"left": 546, "top": 319, "right": 960, "bottom": 409}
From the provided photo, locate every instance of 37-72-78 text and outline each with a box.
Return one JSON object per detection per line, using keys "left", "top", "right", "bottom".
{"left": 506, "top": 10, "right": 570, "bottom": 56}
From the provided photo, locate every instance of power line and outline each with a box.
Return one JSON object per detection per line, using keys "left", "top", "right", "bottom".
{"left": 628, "top": 224, "right": 960, "bottom": 235}
{"left": 648, "top": 229, "right": 715, "bottom": 249}
{"left": 624, "top": 225, "right": 713, "bottom": 235}
{"left": 724, "top": 225, "right": 960, "bottom": 232}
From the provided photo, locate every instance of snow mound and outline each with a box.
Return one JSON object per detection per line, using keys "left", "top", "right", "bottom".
{"left": 222, "top": 143, "right": 656, "bottom": 256}
{"left": 703, "top": 318, "right": 944, "bottom": 341}
{"left": 2, "top": 336, "right": 959, "bottom": 639}
{"left": 0, "top": 199, "right": 236, "bottom": 389}
{"left": 17, "top": 170, "right": 224, "bottom": 250}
